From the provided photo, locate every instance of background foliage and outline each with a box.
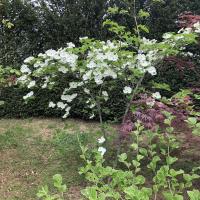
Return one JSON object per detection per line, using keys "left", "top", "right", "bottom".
{"left": 0, "top": 0, "right": 200, "bottom": 119}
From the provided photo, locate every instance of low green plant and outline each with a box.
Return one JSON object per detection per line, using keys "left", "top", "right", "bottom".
{"left": 37, "top": 174, "right": 67, "bottom": 200}
{"left": 186, "top": 117, "right": 200, "bottom": 137}
{"left": 79, "top": 113, "right": 200, "bottom": 200}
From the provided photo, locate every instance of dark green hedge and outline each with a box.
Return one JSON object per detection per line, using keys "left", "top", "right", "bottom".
{"left": 1, "top": 0, "right": 200, "bottom": 119}
{"left": 0, "top": 80, "right": 127, "bottom": 121}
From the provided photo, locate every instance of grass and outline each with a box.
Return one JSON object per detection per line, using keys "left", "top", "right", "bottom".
{"left": 0, "top": 118, "right": 200, "bottom": 200}
{"left": 0, "top": 118, "right": 102, "bottom": 200}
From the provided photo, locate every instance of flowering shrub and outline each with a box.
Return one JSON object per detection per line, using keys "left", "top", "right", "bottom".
{"left": 18, "top": 23, "right": 199, "bottom": 126}
{"left": 32, "top": 3, "right": 200, "bottom": 199}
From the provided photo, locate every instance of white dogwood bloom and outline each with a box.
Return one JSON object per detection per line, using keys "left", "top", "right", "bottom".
{"left": 46, "top": 49, "right": 60, "bottom": 60}
{"left": 67, "top": 42, "right": 75, "bottom": 48}
{"left": 123, "top": 86, "right": 132, "bottom": 94}
{"left": 84, "top": 88, "right": 90, "bottom": 94}
{"left": 98, "top": 147, "right": 106, "bottom": 156}
{"left": 69, "top": 82, "right": 83, "bottom": 89}
{"left": 102, "top": 91, "right": 108, "bottom": 97}
{"left": 23, "top": 91, "right": 34, "bottom": 100}
{"left": 87, "top": 61, "right": 97, "bottom": 69}
{"left": 58, "top": 66, "right": 68, "bottom": 74}
{"left": 102, "top": 91, "right": 108, "bottom": 101}
{"left": 18, "top": 75, "right": 28, "bottom": 82}
{"left": 89, "top": 113, "right": 95, "bottom": 119}
{"left": 98, "top": 136, "right": 106, "bottom": 144}
{"left": 62, "top": 107, "right": 71, "bottom": 118}
{"left": 146, "top": 98, "right": 156, "bottom": 107}
{"left": 20, "top": 65, "right": 31, "bottom": 74}
{"left": 61, "top": 93, "right": 77, "bottom": 102}
{"left": 163, "top": 33, "right": 173, "bottom": 39}
{"left": 49, "top": 101, "right": 56, "bottom": 108}
{"left": 152, "top": 92, "right": 161, "bottom": 99}
{"left": 24, "top": 56, "right": 34, "bottom": 64}
{"left": 57, "top": 102, "right": 66, "bottom": 109}
{"left": 146, "top": 66, "right": 157, "bottom": 76}
{"left": 104, "top": 69, "right": 117, "bottom": 79}
{"left": 89, "top": 103, "right": 96, "bottom": 109}
{"left": 27, "top": 80, "right": 36, "bottom": 88}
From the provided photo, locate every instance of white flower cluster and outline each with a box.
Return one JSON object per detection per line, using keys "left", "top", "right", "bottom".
{"left": 82, "top": 40, "right": 122, "bottom": 85}
{"left": 123, "top": 86, "right": 132, "bottom": 94}
{"left": 97, "top": 136, "right": 106, "bottom": 156}
{"left": 23, "top": 91, "right": 34, "bottom": 100}
{"left": 18, "top": 29, "right": 197, "bottom": 119}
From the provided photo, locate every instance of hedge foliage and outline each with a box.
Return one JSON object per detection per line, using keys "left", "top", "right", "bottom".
{"left": 0, "top": 0, "right": 200, "bottom": 119}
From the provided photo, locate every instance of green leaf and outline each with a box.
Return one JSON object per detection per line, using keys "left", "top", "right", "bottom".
{"left": 151, "top": 81, "right": 171, "bottom": 91}
{"left": 118, "top": 153, "right": 127, "bottom": 162}
{"left": 163, "top": 192, "right": 183, "bottom": 200}
{"left": 187, "top": 190, "right": 200, "bottom": 200}
{"left": 81, "top": 187, "right": 98, "bottom": 200}
{"left": 137, "top": 24, "right": 149, "bottom": 33}
{"left": 138, "top": 9, "right": 150, "bottom": 18}
{"left": 166, "top": 156, "right": 178, "bottom": 165}
{"left": 187, "top": 117, "right": 197, "bottom": 126}
{"left": 37, "top": 185, "right": 49, "bottom": 198}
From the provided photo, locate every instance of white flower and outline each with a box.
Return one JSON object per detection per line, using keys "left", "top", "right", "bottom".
{"left": 62, "top": 107, "right": 71, "bottom": 118}
{"left": 79, "top": 36, "right": 88, "bottom": 41}
{"left": 46, "top": 49, "right": 60, "bottom": 60}
{"left": 163, "top": 33, "right": 173, "bottom": 39}
{"left": 146, "top": 98, "right": 155, "bottom": 107}
{"left": 57, "top": 102, "right": 67, "bottom": 109}
{"left": 194, "top": 22, "right": 200, "bottom": 33}
{"left": 183, "top": 27, "right": 192, "bottom": 34}
{"left": 141, "top": 60, "right": 150, "bottom": 67}
{"left": 105, "top": 52, "right": 118, "bottom": 61}
{"left": 94, "top": 75, "right": 103, "bottom": 85}
{"left": 38, "top": 53, "right": 46, "bottom": 59}
{"left": 61, "top": 93, "right": 77, "bottom": 102}
{"left": 27, "top": 80, "right": 36, "bottom": 88}
{"left": 42, "top": 83, "right": 47, "bottom": 88}
{"left": 89, "top": 113, "right": 95, "bottom": 119}
{"left": 49, "top": 101, "right": 56, "bottom": 108}
{"left": 58, "top": 66, "right": 68, "bottom": 74}
{"left": 136, "top": 54, "right": 146, "bottom": 62}
{"left": 59, "top": 51, "right": 78, "bottom": 67}
{"left": 96, "top": 52, "right": 104, "bottom": 60}
{"left": 84, "top": 88, "right": 90, "bottom": 94}
{"left": 187, "top": 52, "right": 193, "bottom": 57}
{"left": 83, "top": 70, "right": 92, "bottom": 81}
{"left": 103, "top": 69, "right": 117, "bottom": 79}
{"left": 146, "top": 66, "right": 157, "bottom": 76}
{"left": 89, "top": 103, "right": 96, "bottom": 109}
{"left": 98, "top": 147, "right": 106, "bottom": 156}
{"left": 24, "top": 56, "right": 34, "bottom": 64}
{"left": 23, "top": 91, "right": 34, "bottom": 100}
{"left": 123, "top": 86, "right": 132, "bottom": 94}
{"left": 152, "top": 92, "right": 161, "bottom": 99}
{"left": 102, "top": 91, "right": 108, "bottom": 97}
{"left": 67, "top": 42, "right": 75, "bottom": 48}
{"left": 175, "top": 35, "right": 184, "bottom": 40}
{"left": 18, "top": 75, "right": 27, "bottom": 82}
{"left": 87, "top": 61, "right": 97, "bottom": 69}
{"left": 20, "top": 65, "right": 31, "bottom": 74}
{"left": 102, "top": 91, "right": 108, "bottom": 101}
{"left": 98, "top": 136, "right": 106, "bottom": 144}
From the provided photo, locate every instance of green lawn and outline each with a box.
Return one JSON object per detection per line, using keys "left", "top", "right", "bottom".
{"left": 0, "top": 118, "right": 103, "bottom": 200}
{"left": 0, "top": 118, "right": 200, "bottom": 200}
